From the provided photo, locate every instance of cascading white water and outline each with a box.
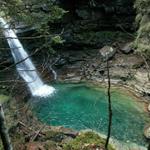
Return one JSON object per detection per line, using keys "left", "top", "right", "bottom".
{"left": 0, "top": 18, "right": 55, "bottom": 97}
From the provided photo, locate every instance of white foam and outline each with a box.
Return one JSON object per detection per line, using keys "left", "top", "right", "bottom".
{"left": 32, "top": 85, "right": 55, "bottom": 97}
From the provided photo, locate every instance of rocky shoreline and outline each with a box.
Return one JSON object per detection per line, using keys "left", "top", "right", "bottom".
{"left": 3, "top": 91, "right": 149, "bottom": 150}
{"left": 51, "top": 43, "right": 150, "bottom": 100}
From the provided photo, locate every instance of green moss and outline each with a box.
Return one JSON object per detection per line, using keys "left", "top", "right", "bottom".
{"left": 43, "top": 130, "right": 65, "bottom": 142}
{"left": 134, "top": 0, "right": 150, "bottom": 58}
{"left": 63, "top": 131, "right": 115, "bottom": 150}
{"left": 44, "top": 140, "right": 58, "bottom": 150}
{"left": 0, "top": 95, "right": 10, "bottom": 104}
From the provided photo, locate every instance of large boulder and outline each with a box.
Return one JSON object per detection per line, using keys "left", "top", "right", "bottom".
{"left": 99, "top": 46, "right": 116, "bottom": 61}
{"left": 144, "top": 126, "right": 150, "bottom": 139}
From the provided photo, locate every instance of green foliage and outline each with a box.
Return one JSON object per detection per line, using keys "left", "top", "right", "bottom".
{"left": 63, "top": 131, "right": 115, "bottom": 150}
{"left": 0, "top": 95, "right": 10, "bottom": 104}
{"left": 51, "top": 35, "right": 65, "bottom": 44}
{"left": 134, "top": 0, "right": 150, "bottom": 58}
{"left": 0, "top": 0, "right": 66, "bottom": 52}
{"left": 72, "top": 31, "right": 130, "bottom": 46}
{"left": 0, "top": 142, "right": 3, "bottom": 150}
{"left": 1, "top": 0, "right": 66, "bottom": 32}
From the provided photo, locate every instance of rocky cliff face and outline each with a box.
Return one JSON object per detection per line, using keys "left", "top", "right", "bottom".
{"left": 60, "top": 0, "right": 135, "bottom": 29}
{"left": 55, "top": 0, "right": 136, "bottom": 49}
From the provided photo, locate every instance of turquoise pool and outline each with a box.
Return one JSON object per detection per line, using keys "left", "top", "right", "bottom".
{"left": 31, "top": 83, "right": 150, "bottom": 146}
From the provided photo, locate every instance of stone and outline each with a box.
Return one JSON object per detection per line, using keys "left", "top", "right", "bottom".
{"left": 120, "top": 42, "right": 134, "bottom": 54}
{"left": 144, "top": 126, "right": 150, "bottom": 139}
{"left": 135, "top": 71, "right": 149, "bottom": 83}
{"left": 55, "top": 57, "right": 68, "bottom": 67}
{"left": 119, "top": 42, "right": 134, "bottom": 54}
{"left": 113, "top": 54, "right": 144, "bottom": 69}
{"left": 66, "top": 73, "right": 76, "bottom": 78}
{"left": 110, "top": 67, "right": 130, "bottom": 81}
{"left": 99, "top": 46, "right": 116, "bottom": 61}
{"left": 64, "top": 76, "right": 81, "bottom": 82}
{"left": 147, "top": 104, "right": 150, "bottom": 112}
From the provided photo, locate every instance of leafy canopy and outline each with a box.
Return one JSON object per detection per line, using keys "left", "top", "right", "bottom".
{"left": 0, "top": 0, "right": 66, "bottom": 50}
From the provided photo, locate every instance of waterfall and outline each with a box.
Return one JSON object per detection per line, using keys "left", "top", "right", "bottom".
{"left": 0, "top": 18, "right": 55, "bottom": 97}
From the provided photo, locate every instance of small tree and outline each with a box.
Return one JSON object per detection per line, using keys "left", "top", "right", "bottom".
{"left": 105, "top": 59, "right": 112, "bottom": 150}
{"left": 0, "top": 104, "right": 13, "bottom": 150}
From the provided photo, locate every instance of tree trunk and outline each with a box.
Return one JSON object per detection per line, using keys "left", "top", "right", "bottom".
{"left": 105, "top": 60, "right": 112, "bottom": 150}
{"left": 0, "top": 104, "right": 13, "bottom": 150}
{"left": 148, "top": 143, "right": 150, "bottom": 150}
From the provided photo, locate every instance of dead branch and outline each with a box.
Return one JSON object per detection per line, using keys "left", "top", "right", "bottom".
{"left": 0, "top": 40, "right": 49, "bottom": 73}
{"left": 48, "top": 55, "right": 61, "bottom": 80}
{"left": 17, "top": 121, "right": 45, "bottom": 141}
{"left": 30, "top": 125, "right": 46, "bottom": 142}
{"left": 0, "top": 35, "right": 52, "bottom": 40}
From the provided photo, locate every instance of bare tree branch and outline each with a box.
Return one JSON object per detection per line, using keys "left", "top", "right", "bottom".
{"left": 0, "top": 35, "right": 52, "bottom": 40}
{"left": 140, "top": 53, "right": 150, "bottom": 81}
{"left": 0, "top": 41, "right": 50, "bottom": 73}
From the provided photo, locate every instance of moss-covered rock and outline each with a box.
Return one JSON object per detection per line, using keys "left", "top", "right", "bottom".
{"left": 63, "top": 131, "right": 115, "bottom": 150}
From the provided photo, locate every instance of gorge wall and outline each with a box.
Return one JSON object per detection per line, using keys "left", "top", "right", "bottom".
{"left": 55, "top": 0, "right": 136, "bottom": 50}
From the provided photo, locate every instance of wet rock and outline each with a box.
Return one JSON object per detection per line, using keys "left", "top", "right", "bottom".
{"left": 144, "top": 126, "right": 150, "bottom": 139}
{"left": 65, "top": 76, "right": 81, "bottom": 82}
{"left": 63, "top": 131, "right": 78, "bottom": 138}
{"left": 55, "top": 57, "right": 68, "bottom": 68}
{"left": 119, "top": 42, "right": 134, "bottom": 54}
{"left": 66, "top": 73, "right": 76, "bottom": 78}
{"left": 99, "top": 46, "right": 116, "bottom": 61}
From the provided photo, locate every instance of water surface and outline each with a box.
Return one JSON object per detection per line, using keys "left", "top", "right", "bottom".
{"left": 32, "top": 83, "right": 150, "bottom": 146}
